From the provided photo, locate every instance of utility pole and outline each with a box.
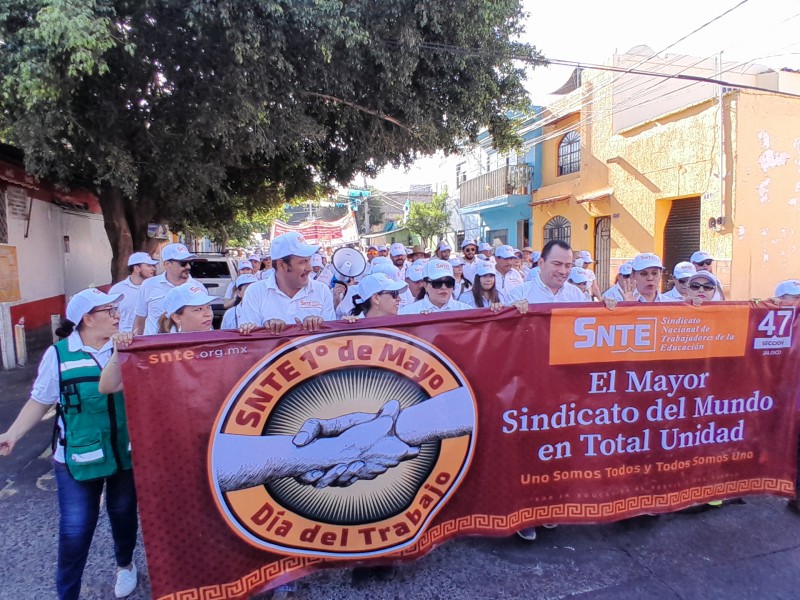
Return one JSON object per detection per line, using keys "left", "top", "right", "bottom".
{"left": 363, "top": 176, "right": 370, "bottom": 234}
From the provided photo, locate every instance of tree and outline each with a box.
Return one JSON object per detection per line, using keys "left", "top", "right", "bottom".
{"left": 405, "top": 188, "right": 451, "bottom": 249}
{"left": 0, "top": 0, "right": 541, "bottom": 280}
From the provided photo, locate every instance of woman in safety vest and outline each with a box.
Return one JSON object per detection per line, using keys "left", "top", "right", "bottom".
{"left": 0, "top": 288, "right": 139, "bottom": 600}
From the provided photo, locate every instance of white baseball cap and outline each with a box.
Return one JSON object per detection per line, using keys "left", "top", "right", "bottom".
{"left": 377, "top": 244, "right": 387, "bottom": 252}
{"left": 367, "top": 244, "right": 378, "bottom": 251}
{"left": 310, "top": 254, "right": 323, "bottom": 268}
{"left": 478, "top": 242, "right": 493, "bottom": 252}
{"left": 371, "top": 256, "right": 392, "bottom": 266}
{"left": 673, "top": 261, "right": 696, "bottom": 280}
{"left": 449, "top": 257, "right": 465, "bottom": 267}
{"left": 127, "top": 252, "right": 159, "bottom": 267}
{"left": 618, "top": 261, "right": 633, "bottom": 276}
{"left": 438, "top": 243, "right": 451, "bottom": 252}
{"left": 66, "top": 288, "right": 124, "bottom": 326}
{"left": 476, "top": 262, "right": 497, "bottom": 277}
{"left": 424, "top": 260, "right": 454, "bottom": 280}
{"left": 688, "top": 270, "right": 719, "bottom": 287}
{"left": 405, "top": 262, "right": 426, "bottom": 282}
{"left": 270, "top": 231, "right": 320, "bottom": 260}
{"left": 247, "top": 254, "right": 261, "bottom": 262}
{"left": 569, "top": 267, "right": 590, "bottom": 284}
{"left": 161, "top": 243, "right": 196, "bottom": 262}
{"left": 235, "top": 274, "right": 258, "bottom": 288}
{"left": 690, "top": 250, "right": 714, "bottom": 264}
{"left": 461, "top": 239, "right": 478, "bottom": 249}
{"left": 356, "top": 273, "right": 407, "bottom": 302}
{"left": 574, "top": 258, "right": 585, "bottom": 268}
{"left": 163, "top": 283, "right": 216, "bottom": 317}
{"left": 495, "top": 245, "right": 516, "bottom": 259}
{"left": 632, "top": 253, "right": 663, "bottom": 271}
{"left": 367, "top": 262, "right": 401, "bottom": 280}
{"left": 775, "top": 280, "right": 800, "bottom": 297}
{"left": 405, "top": 246, "right": 414, "bottom": 255}
{"left": 579, "top": 250, "right": 594, "bottom": 264}
{"left": 532, "top": 251, "right": 542, "bottom": 263}
{"left": 390, "top": 242, "right": 406, "bottom": 257}
{"left": 237, "top": 260, "right": 252, "bottom": 271}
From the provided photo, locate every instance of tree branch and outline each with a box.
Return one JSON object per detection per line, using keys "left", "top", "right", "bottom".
{"left": 300, "top": 91, "right": 416, "bottom": 136}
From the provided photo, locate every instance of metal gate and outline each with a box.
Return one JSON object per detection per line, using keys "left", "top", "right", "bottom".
{"left": 594, "top": 216, "right": 611, "bottom": 291}
{"left": 662, "top": 197, "right": 701, "bottom": 290}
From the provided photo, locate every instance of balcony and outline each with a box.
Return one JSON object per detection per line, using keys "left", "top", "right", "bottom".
{"left": 459, "top": 164, "right": 533, "bottom": 209}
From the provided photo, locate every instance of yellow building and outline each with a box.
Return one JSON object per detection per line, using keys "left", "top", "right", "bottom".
{"left": 530, "top": 46, "right": 800, "bottom": 299}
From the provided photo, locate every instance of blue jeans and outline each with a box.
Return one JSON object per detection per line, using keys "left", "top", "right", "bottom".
{"left": 54, "top": 462, "right": 138, "bottom": 600}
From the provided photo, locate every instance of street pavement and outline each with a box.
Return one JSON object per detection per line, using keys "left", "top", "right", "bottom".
{"left": 1, "top": 356, "right": 799, "bottom": 599}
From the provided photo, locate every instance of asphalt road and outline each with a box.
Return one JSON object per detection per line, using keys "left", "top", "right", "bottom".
{"left": 1, "top": 357, "right": 799, "bottom": 599}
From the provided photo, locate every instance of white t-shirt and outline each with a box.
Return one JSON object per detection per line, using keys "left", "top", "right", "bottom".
{"left": 602, "top": 283, "right": 625, "bottom": 301}
{"left": 239, "top": 271, "right": 335, "bottom": 325}
{"left": 109, "top": 276, "right": 141, "bottom": 333}
{"left": 454, "top": 279, "right": 472, "bottom": 302}
{"left": 221, "top": 305, "right": 245, "bottom": 329}
{"left": 462, "top": 259, "right": 478, "bottom": 283}
{"left": 662, "top": 287, "right": 684, "bottom": 301}
{"left": 336, "top": 285, "right": 359, "bottom": 318}
{"left": 31, "top": 332, "right": 114, "bottom": 463}
{"left": 398, "top": 296, "right": 472, "bottom": 315}
{"left": 134, "top": 273, "right": 208, "bottom": 335}
{"left": 496, "top": 268, "right": 524, "bottom": 296}
{"left": 398, "top": 289, "right": 417, "bottom": 309}
{"left": 505, "top": 272, "right": 588, "bottom": 304}
{"left": 460, "top": 290, "right": 508, "bottom": 308}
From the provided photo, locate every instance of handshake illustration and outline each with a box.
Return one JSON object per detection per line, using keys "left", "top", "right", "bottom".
{"left": 214, "top": 388, "right": 474, "bottom": 493}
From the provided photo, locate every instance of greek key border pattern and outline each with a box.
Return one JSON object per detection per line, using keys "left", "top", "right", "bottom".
{"left": 161, "top": 478, "right": 792, "bottom": 599}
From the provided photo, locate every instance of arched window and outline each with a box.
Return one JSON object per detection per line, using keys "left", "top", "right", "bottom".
{"left": 544, "top": 216, "right": 571, "bottom": 246}
{"left": 557, "top": 131, "right": 581, "bottom": 176}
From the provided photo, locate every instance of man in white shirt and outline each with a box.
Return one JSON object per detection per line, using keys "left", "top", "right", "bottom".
{"left": 110, "top": 252, "right": 158, "bottom": 332}
{"left": 602, "top": 262, "right": 634, "bottom": 301}
{"left": 494, "top": 245, "right": 525, "bottom": 296}
{"left": 662, "top": 261, "right": 696, "bottom": 301}
{"left": 506, "top": 240, "right": 587, "bottom": 306}
{"left": 398, "top": 260, "right": 471, "bottom": 314}
{"left": 478, "top": 242, "right": 494, "bottom": 261}
{"left": 461, "top": 240, "right": 479, "bottom": 283}
{"left": 389, "top": 242, "right": 408, "bottom": 281}
{"left": 133, "top": 243, "right": 208, "bottom": 335}
{"left": 239, "top": 231, "right": 335, "bottom": 333}
{"left": 435, "top": 243, "right": 452, "bottom": 261}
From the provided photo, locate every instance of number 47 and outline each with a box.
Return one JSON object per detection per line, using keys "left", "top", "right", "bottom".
{"left": 758, "top": 310, "right": 795, "bottom": 337}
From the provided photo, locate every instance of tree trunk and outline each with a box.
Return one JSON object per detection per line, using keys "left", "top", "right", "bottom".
{"left": 99, "top": 184, "right": 158, "bottom": 283}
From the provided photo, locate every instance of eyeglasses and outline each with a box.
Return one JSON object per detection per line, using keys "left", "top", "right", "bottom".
{"left": 378, "top": 290, "right": 401, "bottom": 299}
{"left": 429, "top": 278, "right": 456, "bottom": 289}
{"left": 677, "top": 278, "right": 689, "bottom": 285}
{"left": 696, "top": 259, "right": 713, "bottom": 267}
{"left": 91, "top": 307, "right": 120, "bottom": 318}
{"left": 689, "top": 282, "right": 715, "bottom": 292}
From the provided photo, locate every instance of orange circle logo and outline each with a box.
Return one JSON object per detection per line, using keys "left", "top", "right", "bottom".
{"left": 208, "top": 329, "right": 476, "bottom": 558}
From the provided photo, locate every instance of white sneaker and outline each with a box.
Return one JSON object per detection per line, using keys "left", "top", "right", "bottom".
{"left": 517, "top": 527, "right": 537, "bottom": 541}
{"left": 114, "top": 563, "right": 138, "bottom": 598}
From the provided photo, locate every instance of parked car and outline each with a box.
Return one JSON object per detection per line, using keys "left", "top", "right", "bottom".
{"left": 190, "top": 254, "right": 237, "bottom": 328}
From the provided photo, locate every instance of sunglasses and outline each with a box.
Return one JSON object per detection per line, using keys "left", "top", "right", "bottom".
{"left": 170, "top": 260, "right": 191, "bottom": 267}
{"left": 677, "top": 278, "right": 689, "bottom": 285}
{"left": 91, "top": 307, "right": 120, "bottom": 318}
{"left": 429, "top": 278, "right": 456, "bottom": 289}
{"left": 689, "top": 282, "right": 715, "bottom": 292}
{"left": 696, "top": 259, "right": 713, "bottom": 267}
{"left": 378, "top": 290, "right": 401, "bottom": 299}
{"left": 620, "top": 274, "right": 631, "bottom": 279}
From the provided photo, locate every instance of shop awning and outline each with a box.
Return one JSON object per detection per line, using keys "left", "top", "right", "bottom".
{"left": 530, "top": 194, "right": 571, "bottom": 207}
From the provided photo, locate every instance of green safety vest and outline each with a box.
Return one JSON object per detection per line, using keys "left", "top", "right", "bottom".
{"left": 54, "top": 339, "right": 132, "bottom": 481}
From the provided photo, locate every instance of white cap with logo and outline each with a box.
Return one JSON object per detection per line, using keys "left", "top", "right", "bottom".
{"left": 424, "top": 260, "right": 454, "bottom": 280}
{"left": 673, "top": 261, "right": 696, "bottom": 280}
{"left": 449, "top": 257, "right": 465, "bottom": 267}
{"left": 632, "top": 253, "right": 663, "bottom": 271}
{"left": 270, "top": 231, "right": 320, "bottom": 260}
{"left": 688, "top": 270, "right": 719, "bottom": 286}
{"left": 310, "top": 254, "right": 323, "bottom": 268}
{"left": 235, "top": 274, "right": 259, "bottom": 288}
{"left": 390, "top": 242, "right": 406, "bottom": 257}
{"left": 478, "top": 242, "right": 493, "bottom": 252}
{"left": 237, "top": 260, "right": 252, "bottom": 271}
{"left": 690, "top": 250, "right": 714, "bottom": 264}
{"left": 495, "top": 245, "right": 516, "bottom": 259}
{"left": 127, "top": 252, "right": 159, "bottom": 267}
{"left": 775, "top": 280, "right": 800, "bottom": 297}
{"left": 476, "top": 262, "right": 497, "bottom": 277}
{"left": 66, "top": 288, "right": 124, "bottom": 326}
{"left": 569, "top": 267, "right": 590, "bottom": 284}
{"left": 161, "top": 243, "right": 196, "bottom": 262}
{"left": 618, "top": 261, "right": 633, "bottom": 276}
{"left": 356, "top": 273, "right": 407, "bottom": 302}
{"left": 438, "top": 242, "right": 451, "bottom": 252}
{"left": 163, "top": 283, "right": 216, "bottom": 317}
{"left": 579, "top": 250, "right": 594, "bottom": 264}
{"left": 461, "top": 239, "right": 478, "bottom": 249}
{"left": 405, "top": 263, "right": 426, "bottom": 282}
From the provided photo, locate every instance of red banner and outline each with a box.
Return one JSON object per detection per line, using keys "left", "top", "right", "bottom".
{"left": 119, "top": 303, "right": 799, "bottom": 599}
{"left": 270, "top": 214, "right": 358, "bottom": 245}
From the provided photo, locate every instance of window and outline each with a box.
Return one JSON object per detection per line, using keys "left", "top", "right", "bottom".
{"left": 544, "top": 216, "right": 571, "bottom": 246}
{"left": 486, "top": 228, "right": 508, "bottom": 246}
{"left": 557, "top": 131, "right": 581, "bottom": 176}
{"left": 456, "top": 162, "right": 467, "bottom": 188}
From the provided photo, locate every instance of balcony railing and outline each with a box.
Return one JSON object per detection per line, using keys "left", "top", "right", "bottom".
{"left": 459, "top": 164, "right": 533, "bottom": 208}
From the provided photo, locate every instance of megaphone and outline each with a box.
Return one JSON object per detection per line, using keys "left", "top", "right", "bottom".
{"left": 331, "top": 247, "right": 366, "bottom": 280}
